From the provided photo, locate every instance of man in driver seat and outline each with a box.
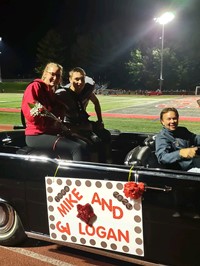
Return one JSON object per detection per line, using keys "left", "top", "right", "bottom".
{"left": 155, "top": 107, "right": 200, "bottom": 218}
{"left": 155, "top": 107, "right": 200, "bottom": 172}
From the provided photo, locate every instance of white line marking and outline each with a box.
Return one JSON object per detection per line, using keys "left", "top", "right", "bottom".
{"left": 0, "top": 246, "right": 74, "bottom": 266}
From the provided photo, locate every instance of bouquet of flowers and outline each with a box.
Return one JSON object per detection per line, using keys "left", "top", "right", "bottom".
{"left": 28, "top": 102, "right": 60, "bottom": 121}
{"left": 28, "top": 102, "right": 92, "bottom": 142}
{"left": 28, "top": 101, "right": 71, "bottom": 134}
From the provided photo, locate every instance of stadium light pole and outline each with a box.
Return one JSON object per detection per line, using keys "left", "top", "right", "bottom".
{"left": 154, "top": 12, "right": 175, "bottom": 92}
{"left": 0, "top": 37, "right": 2, "bottom": 83}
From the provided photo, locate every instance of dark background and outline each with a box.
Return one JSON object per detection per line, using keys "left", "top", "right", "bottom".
{"left": 0, "top": 0, "right": 199, "bottom": 85}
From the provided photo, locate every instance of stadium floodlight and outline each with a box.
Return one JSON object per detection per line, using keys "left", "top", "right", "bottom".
{"left": 154, "top": 12, "right": 175, "bottom": 92}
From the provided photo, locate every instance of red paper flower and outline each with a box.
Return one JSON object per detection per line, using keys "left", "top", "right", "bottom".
{"left": 123, "top": 181, "right": 145, "bottom": 199}
{"left": 77, "top": 203, "right": 96, "bottom": 225}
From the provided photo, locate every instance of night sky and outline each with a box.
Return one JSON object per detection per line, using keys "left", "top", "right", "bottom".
{"left": 0, "top": 0, "right": 199, "bottom": 78}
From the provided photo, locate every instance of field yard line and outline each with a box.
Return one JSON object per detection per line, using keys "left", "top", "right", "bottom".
{"left": 101, "top": 99, "right": 173, "bottom": 113}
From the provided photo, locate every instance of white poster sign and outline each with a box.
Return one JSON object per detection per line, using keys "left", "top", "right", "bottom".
{"left": 45, "top": 177, "right": 144, "bottom": 256}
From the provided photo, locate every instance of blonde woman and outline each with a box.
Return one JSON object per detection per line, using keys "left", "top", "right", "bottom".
{"left": 21, "top": 62, "right": 89, "bottom": 161}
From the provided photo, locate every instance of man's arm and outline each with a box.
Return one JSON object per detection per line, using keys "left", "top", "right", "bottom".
{"left": 89, "top": 93, "right": 104, "bottom": 127}
{"left": 155, "top": 134, "right": 181, "bottom": 164}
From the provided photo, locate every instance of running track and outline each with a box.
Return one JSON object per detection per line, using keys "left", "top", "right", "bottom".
{"left": 1, "top": 105, "right": 200, "bottom": 131}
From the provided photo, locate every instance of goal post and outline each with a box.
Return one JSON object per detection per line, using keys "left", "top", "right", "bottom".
{"left": 195, "top": 86, "right": 200, "bottom": 95}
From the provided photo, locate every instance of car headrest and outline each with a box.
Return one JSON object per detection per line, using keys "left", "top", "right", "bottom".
{"left": 144, "top": 135, "right": 157, "bottom": 150}
{"left": 124, "top": 145, "right": 151, "bottom": 166}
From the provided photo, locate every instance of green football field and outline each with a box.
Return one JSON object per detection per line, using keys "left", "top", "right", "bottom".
{"left": 0, "top": 94, "right": 200, "bottom": 133}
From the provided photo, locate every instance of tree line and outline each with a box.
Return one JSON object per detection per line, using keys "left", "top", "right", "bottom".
{"left": 34, "top": 25, "right": 200, "bottom": 93}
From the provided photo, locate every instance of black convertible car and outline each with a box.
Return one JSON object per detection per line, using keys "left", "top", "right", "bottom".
{"left": 0, "top": 127, "right": 200, "bottom": 266}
